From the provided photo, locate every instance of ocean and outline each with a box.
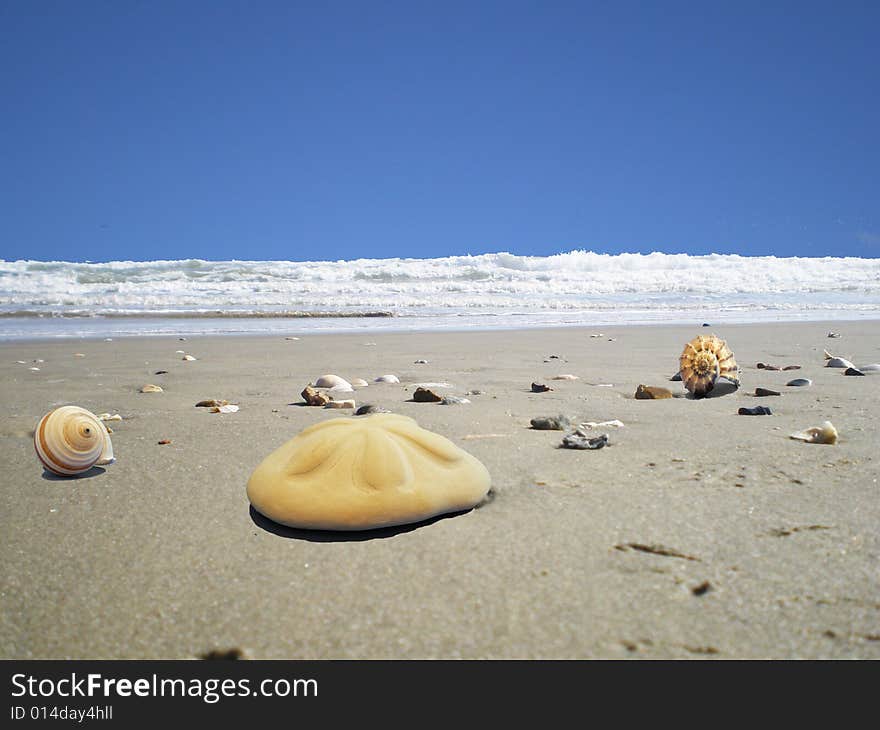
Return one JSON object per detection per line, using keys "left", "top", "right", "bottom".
{"left": 2, "top": 251, "right": 879, "bottom": 339}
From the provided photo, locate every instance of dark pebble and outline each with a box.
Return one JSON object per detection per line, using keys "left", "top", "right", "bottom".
{"left": 531, "top": 382, "right": 553, "bottom": 393}
{"left": 738, "top": 406, "right": 772, "bottom": 416}
{"left": 755, "top": 387, "right": 781, "bottom": 397}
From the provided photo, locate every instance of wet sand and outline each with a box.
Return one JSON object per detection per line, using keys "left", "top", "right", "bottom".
{"left": 1, "top": 321, "right": 879, "bottom": 658}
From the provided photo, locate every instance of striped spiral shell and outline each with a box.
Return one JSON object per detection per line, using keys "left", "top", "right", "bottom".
{"left": 34, "top": 405, "right": 115, "bottom": 476}
{"left": 679, "top": 335, "right": 739, "bottom": 397}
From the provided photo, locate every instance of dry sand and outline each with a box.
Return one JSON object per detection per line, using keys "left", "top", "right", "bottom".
{"left": 1, "top": 321, "right": 878, "bottom": 659}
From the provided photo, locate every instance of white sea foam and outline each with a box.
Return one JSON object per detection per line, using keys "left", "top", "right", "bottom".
{"left": 1, "top": 251, "right": 879, "bottom": 338}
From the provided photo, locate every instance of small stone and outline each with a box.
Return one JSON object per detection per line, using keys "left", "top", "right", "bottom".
{"left": 413, "top": 387, "right": 442, "bottom": 402}
{"left": 301, "top": 386, "right": 331, "bottom": 406}
{"left": 354, "top": 404, "right": 389, "bottom": 416}
{"left": 755, "top": 388, "right": 781, "bottom": 397}
{"left": 158, "top": 439, "right": 172, "bottom": 445}
{"left": 635, "top": 384, "right": 672, "bottom": 400}
{"left": 738, "top": 406, "right": 772, "bottom": 415}
{"left": 786, "top": 378, "right": 812, "bottom": 387}
{"left": 531, "top": 382, "right": 553, "bottom": 393}
{"left": 530, "top": 415, "right": 574, "bottom": 431}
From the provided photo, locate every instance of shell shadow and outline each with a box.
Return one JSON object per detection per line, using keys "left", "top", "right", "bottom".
{"left": 41, "top": 466, "right": 106, "bottom": 481}
{"left": 249, "top": 505, "right": 471, "bottom": 542}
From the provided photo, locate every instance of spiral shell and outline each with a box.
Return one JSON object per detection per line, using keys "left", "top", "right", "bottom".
{"left": 679, "top": 335, "right": 739, "bottom": 397}
{"left": 34, "top": 406, "right": 115, "bottom": 476}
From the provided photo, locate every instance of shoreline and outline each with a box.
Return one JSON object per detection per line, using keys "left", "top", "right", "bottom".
{"left": 2, "top": 320, "right": 879, "bottom": 658}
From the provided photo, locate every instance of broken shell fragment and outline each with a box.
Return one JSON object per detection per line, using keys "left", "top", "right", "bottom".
{"left": 324, "top": 399, "right": 355, "bottom": 409}
{"left": 789, "top": 421, "right": 838, "bottom": 445}
{"left": 579, "top": 420, "right": 625, "bottom": 429}
{"left": 34, "top": 405, "right": 115, "bottom": 476}
{"left": 531, "top": 382, "right": 553, "bottom": 393}
{"left": 195, "top": 399, "right": 229, "bottom": 408}
{"left": 561, "top": 431, "right": 608, "bottom": 450}
{"left": 182, "top": 355, "right": 197, "bottom": 361}
{"left": 635, "top": 384, "right": 672, "bottom": 400}
{"left": 140, "top": 384, "right": 163, "bottom": 393}
{"left": 786, "top": 378, "right": 812, "bottom": 387}
{"left": 210, "top": 404, "right": 240, "bottom": 413}
{"left": 680, "top": 335, "right": 739, "bottom": 397}
{"left": 246, "top": 413, "right": 492, "bottom": 530}
{"left": 439, "top": 395, "right": 470, "bottom": 405}
{"left": 825, "top": 357, "right": 854, "bottom": 369}
{"left": 301, "top": 386, "right": 331, "bottom": 406}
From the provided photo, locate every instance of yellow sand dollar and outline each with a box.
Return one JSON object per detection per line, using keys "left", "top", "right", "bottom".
{"left": 247, "top": 413, "right": 491, "bottom": 530}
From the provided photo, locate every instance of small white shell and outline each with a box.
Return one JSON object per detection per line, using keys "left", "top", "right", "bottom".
{"left": 140, "top": 384, "right": 163, "bottom": 393}
{"left": 325, "top": 399, "right": 356, "bottom": 409}
{"left": 182, "top": 354, "right": 197, "bottom": 361}
{"left": 374, "top": 374, "right": 400, "bottom": 383}
{"left": 789, "top": 421, "right": 838, "bottom": 445}
{"left": 350, "top": 378, "right": 369, "bottom": 387}
{"left": 34, "top": 406, "right": 114, "bottom": 476}
{"left": 314, "top": 374, "right": 351, "bottom": 389}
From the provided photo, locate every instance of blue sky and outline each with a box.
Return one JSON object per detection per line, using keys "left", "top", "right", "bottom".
{"left": 1, "top": 1, "right": 878, "bottom": 262}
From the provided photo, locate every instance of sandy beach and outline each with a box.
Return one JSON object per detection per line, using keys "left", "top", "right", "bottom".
{"left": 1, "top": 321, "right": 878, "bottom": 659}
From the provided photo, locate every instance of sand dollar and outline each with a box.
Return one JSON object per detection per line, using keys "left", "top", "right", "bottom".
{"left": 247, "top": 413, "right": 491, "bottom": 530}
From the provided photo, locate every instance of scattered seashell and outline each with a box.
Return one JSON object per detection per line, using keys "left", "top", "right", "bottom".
{"left": 827, "top": 332, "right": 840, "bottom": 338}
{"left": 756, "top": 363, "right": 780, "bottom": 370}
{"left": 561, "top": 431, "right": 608, "bottom": 450}
{"left": 195, "top": 399, "right": 229, "bottom": 408}
{"left": 29, "top": 367, "right": 40, "bottom": 371}
{"left": 531, "top": 382, "right": 553, "bottom": 393}
{"left": 301, "top": 386, "right": 331, "bottom": 406}
{"left": 782, "top": 365, "right": 801, "bottom": 371}
{"left": 786, "top": 378, "right": 811, "bottom": 387}
{"left": 413, "top": 387, "right": 442, "bottom": 403}
{"left": 246, "top": 413, "right": 491, "bottom": 530}
{"left": 178, "top": 337, "right": 186, "bottom": 341}
{"left": 680, "top": 335, "right": 738, "bottom": 397}
{"left": 374, "top": 374, "right": 400, "bottom": 383}
{"left": 104, "top": 338, "right": 113, "bottom": 342}
{"left": 74, "top": 353, "right": 85, "bottom": 358}
{"left": 530, "top": 415, "right": 574, "bottom": 431}
{"left": 285, "top": 336, "right": 300, "bottom": 340}
{"left": 466, "top": 389, "right": 484, "bottom": 395}
{"left": 16, "top": 360, "right": 26, "bottom": 364}
{"left": 140, "top": 384, "right": 163, "bottom": 393}
{"left": 158, "top": 439, "right": 172, "bottom": 445}
{"left": 670, "top": 372, "right": 682, "bottom": 381}
{"left": 315, "top": 374, "right": 351, "bottom": 389}
{"left": 547, "top": 354, "right": 561, "bottom": 359}
{"left": 702, "top": 323, "right": 711, "bottom": 327}
{"left": 579, "top": 420, "right": 625, "bottom": 429}
{"left": 635, "top": 384, "right": 672, "bottom": 400}
{"left": 182, "top": 354, "right": 197, "bottom": 361}
{"left": 439, "top": 395, "right": 470, "bottom": 405}
{"left": 350, "top": 378, "right": 369, "bottom": 387}
{"left": 34, "top": 405, "right": 114, "bottom": 476}
{"left": 175, "top": 350, "right": 186, "bottom": 354}
{"left": 551, "top": 374, "right": 579, "bottom": 380}
{"left": 414, "top": 359, "right": 428, "bottom": 364}
{"left": 154, "top": 370, "right": 168, "bottom": 375}
{"left": 738, "top": 406, "right": 772, "bottom": 415}
{"left": 97, "top": 413, "right": 123, "bottom": 421}
{"left": 789, "top": 421, "right": 837, "bottom": 445}
{"left": 590, "top": 334, "right": 603, "bottom": 338}
{"left": 844, "top": 367, "right": 865, "bottom": 376}
{"left": 34, "top": 359, "right": 44, "bottom": 363}
{"left": 325, "top": 399, "right": 355, "bottom": 409}
{"left": 354, "top": 404, "right": 389, "bottom": 416}
{"left": 826, "top": 357, "right": 854, "bottom": 368}
{"left": 210, "top": 404, "right": 240, "bottom": 413}
{"left": 755, "top": 387, "right": 781, "bottom": 397}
